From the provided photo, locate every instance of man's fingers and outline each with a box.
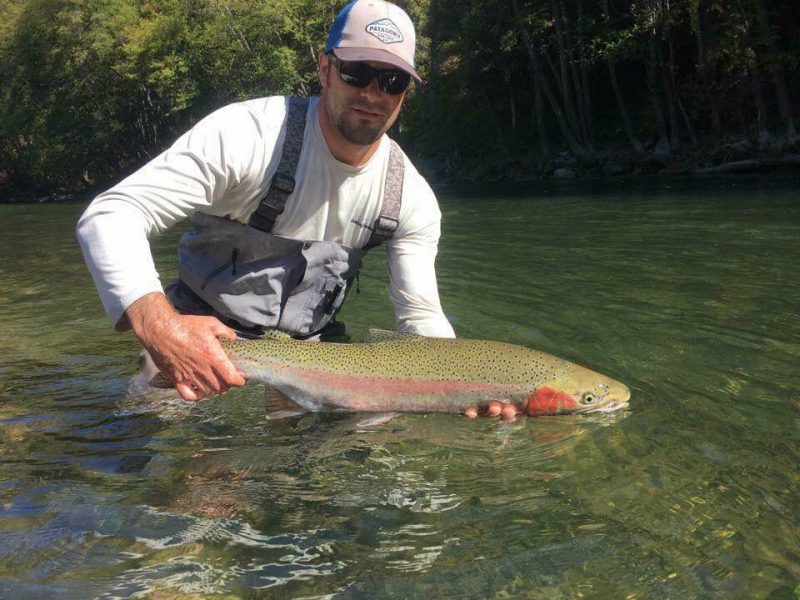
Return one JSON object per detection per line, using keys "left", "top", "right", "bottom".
{"left": 461, "top": 401, "right": 521, "bottom": 420}
{"left": 202, "top": 318, "right": 246, "bottom": 387}
{"left": 204, "top": 318, "right": 238, "bottom": 340}
{"left": 216, "top": 361, "right": 247, "bottom": 387}
{"left": 501, "top": 405, "right": 519, "bottom": 421}
{"left": 169, "top": 361, "right": 243, "bottom": 401}
{"left": 176, "top": 382, "right": 201, "bottom": 402}
{"left": 200, "top": 362, "right": 243, "bottom": 395}
{"left": 486, "top": 401, "right": 503, "bottom": 417}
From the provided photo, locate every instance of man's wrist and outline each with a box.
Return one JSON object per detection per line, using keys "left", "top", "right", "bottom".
{"left": 125, "top": 292, "right": 178, "bottom": 342}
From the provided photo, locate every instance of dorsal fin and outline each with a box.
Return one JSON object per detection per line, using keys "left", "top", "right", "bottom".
{"left": 363, "top": 328, "right": 423, "bottom": 344}
{"left": 261, "top": 328, "right": 293, "bottom": 340}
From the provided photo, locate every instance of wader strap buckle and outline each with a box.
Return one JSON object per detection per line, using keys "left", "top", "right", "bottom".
{"left": 375, "top": 215, "right": 399, "bottom": 234}
{"left": 248, "top": 96, "right": 309, "bottom": 233}
{"left": 364, "top": 139, "right": 404, "bottom": 250}
{"left": 271, "top": 172, "right": 296, "bottom": 194}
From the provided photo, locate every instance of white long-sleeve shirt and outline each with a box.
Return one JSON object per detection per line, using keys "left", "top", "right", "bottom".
{"left": 76, "top": 96, "right": 455, "bottom": 338}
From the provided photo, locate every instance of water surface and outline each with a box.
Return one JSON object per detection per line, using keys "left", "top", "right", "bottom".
{"left": 0, "top": 176, "right": 798, "bottom": 598}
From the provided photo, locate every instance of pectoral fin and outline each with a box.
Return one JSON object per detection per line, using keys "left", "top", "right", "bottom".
{"left": 264, "top": 386, "right": 307, "bottom": 419}
{"left": 363, "top": 328, "right": 423, "bottom": 344}
{"left": 355, "top": 412, "right": 399, "bottom": 427}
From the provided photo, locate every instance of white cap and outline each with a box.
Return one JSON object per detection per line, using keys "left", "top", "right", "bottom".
{"left": 325, "top": 0, "right": 421, "bottom": 82}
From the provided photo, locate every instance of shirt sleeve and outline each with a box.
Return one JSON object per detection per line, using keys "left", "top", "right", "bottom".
{"left": 75, "top": 98, "right": 283, "bottom": 329}
{"left": 386, "top": 164, "right": 455, "bottom": 338}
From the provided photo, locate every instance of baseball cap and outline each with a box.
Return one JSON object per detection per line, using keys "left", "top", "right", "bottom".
{"left": 325, "top": 0, "right": 421, "bottom": 82}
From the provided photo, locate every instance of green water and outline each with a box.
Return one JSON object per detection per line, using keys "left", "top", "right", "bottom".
{"left": 0, "top": 177, "right": 798, "bottom": 598}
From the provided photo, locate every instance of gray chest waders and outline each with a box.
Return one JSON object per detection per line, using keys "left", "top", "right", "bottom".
{"left": 168, "top": 96, "right": 405, "bottom": 339}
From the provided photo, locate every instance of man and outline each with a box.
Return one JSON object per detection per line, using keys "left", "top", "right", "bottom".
{"left": 77, "top": 0, "right": 455, "bottom": 402}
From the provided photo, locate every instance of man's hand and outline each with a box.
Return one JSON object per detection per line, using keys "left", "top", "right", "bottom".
{"left": 125, "top": 292, "right": 247, "bottom": 401}
{"left": 463, "top": 401, "right": 521, "bottom": 422}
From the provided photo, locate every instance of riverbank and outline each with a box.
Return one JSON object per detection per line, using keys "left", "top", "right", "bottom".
{"left": 419, "top": 140, "right": 800, "bottom": 186}
{"left": 2, "top": 148, "right": 800, "bottom": 204}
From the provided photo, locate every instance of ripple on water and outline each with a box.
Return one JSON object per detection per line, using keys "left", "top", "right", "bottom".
{"left": 1, "top": 192, "right": 799, "bottom": 597}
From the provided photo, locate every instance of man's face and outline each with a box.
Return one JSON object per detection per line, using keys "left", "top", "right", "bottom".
{"left": 319, "top": 53, "right": 406, "bottom": 147}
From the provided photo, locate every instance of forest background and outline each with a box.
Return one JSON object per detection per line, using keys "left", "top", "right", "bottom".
{"left": 0, "top": 0, "right": 798, "bottom": 195}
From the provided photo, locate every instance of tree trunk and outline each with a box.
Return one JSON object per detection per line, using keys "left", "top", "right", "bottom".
{"left": 751, "top": 68, "right": 769, "bottom": 146}
{"left": 220, "top": 3, "right": 252, "bottom": 53}
{"left": 533, "top": 42, "right": 586, "bottom": 157}
{"left": 694, "top": 3, "right": 722, "bottom": 133}
{"left": 479, "top": 85, "right": 511, "bottom": 160}
{"left": 731, "top": 0, "right": 769, "bottom": 145}
{"left": 570, "top": 54, "right": 590, "bottom": 145}
{"left": 573, "top": 0, "right": 594, "bottom": 147}
{"left": 691, "top": 155, "right": 800, "bottom": 174}
{"left": 677, "top": 96, "right": 698, "bottom": 146}
{"left": 663, "top": 21, "right": 681, "bottom": 151}
{"left": 602, "top": 0, "right": 644, "bottom": 153}
{"left": 533, "top": 62, "right": 550, "bottom": 158}
{"left": 501, "top": 66, "right": 517, "bottom": 134}
{"left": 607, "top": 57, "right": 644, "bottom": 153}
{"left": 510, "top": 0, "right": 586, "bottom": 158}
{"left": 648, "top": 28, "right": 671, "bottom": 159}
{"left": 773, "top": 71, "right": 797, "bottom": 143}
{"left": 509, "top": 90, "right": 517, "bottom": 133}
{"left": 549, "top": 0, "right": 581, "bottom": 139}
{"left": 753, "top": 0, "right": 797, "bottom": 143}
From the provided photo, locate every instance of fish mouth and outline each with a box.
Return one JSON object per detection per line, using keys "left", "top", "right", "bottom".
{"left": 577, "top": 388, "right": 631, "bottom": 414}
{"left": 580, "top": 400, "right": 629, "bottom": 414}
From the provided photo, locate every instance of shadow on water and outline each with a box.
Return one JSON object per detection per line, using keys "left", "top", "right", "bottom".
{"left": 0, "top": 178, "right": 799, "bottom": 597}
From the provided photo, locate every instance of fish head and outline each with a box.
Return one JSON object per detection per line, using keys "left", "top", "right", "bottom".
{"left": 526, "top": 367, "right": 631, "bottom": 416}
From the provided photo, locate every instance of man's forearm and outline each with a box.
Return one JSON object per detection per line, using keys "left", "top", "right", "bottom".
{"left": 387, "top": 241, "right": 455, "bottom": 338}
{"left": 76, "top": 200, "right": 164, "bottom": 329}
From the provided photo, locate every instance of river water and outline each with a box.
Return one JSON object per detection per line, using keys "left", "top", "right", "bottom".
{"left": 0, "top": 176, "right": 798, "bottom": 598}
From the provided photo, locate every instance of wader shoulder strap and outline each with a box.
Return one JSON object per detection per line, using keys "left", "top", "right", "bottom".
{"left": 248, "top": 96, "right": 310, "bottom": 232}
{"left": 364, "top": 139, "right": 404, "bottom": 250}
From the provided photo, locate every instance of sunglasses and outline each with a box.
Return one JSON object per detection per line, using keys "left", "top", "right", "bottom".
{"left": 327, "top": 53, "right": 411, "bottom": 96}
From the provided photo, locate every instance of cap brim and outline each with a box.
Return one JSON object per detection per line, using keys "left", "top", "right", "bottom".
{"left": 332, "top": 48, "right": 422, "bottom": 83}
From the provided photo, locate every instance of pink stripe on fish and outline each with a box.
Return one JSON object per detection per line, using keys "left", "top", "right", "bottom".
{"left": 284, "top": 364, "right": 518, "bottom": 397}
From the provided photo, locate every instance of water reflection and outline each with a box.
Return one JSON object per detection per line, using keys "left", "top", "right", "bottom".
{"left": 91, "top": 381, "right": 606, "bottom": 595}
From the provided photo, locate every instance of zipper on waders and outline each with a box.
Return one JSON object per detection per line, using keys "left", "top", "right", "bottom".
{"left": 200, "top": 248, "right": 240, "bottom": 290}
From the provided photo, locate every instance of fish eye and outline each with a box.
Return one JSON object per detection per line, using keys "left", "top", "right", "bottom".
{"left": 581, "top": 392, "right": 595, "bottom": 404}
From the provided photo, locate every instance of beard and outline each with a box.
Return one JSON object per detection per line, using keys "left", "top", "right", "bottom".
{"left": 326, "top": 96, "right": 390, "bottom": 146}
{"left": 335, "top": 113, "right": 384, "bottom": 146}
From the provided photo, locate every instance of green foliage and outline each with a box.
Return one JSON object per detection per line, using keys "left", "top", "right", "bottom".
{"left": 0, "top": 0, "right": 798, "bottom": 190}
{"left": 402, "top": 0, "right": 799, "bottom": 178}
{"left": 0, "top": 0, "right": 334, "bottom": 190}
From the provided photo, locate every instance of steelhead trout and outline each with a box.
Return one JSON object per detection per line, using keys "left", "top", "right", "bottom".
{"left": 220, "top": 330, "right": 630, "bottom": 416}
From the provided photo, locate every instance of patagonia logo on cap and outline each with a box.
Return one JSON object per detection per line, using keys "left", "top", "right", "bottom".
{"left": 366, "top": 18, "right": 404, "bottom": 44}
{"left": 326, "top": 0, "right": 422, "bottom": 82}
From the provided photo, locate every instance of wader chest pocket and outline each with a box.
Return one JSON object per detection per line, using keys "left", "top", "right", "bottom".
{"left": 178, "top": 213, "right": 365, "bottom": 335}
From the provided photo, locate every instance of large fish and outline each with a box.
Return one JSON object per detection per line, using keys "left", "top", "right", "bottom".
{"left": 220, "top": 330, "right": 630, "bottom": 416}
